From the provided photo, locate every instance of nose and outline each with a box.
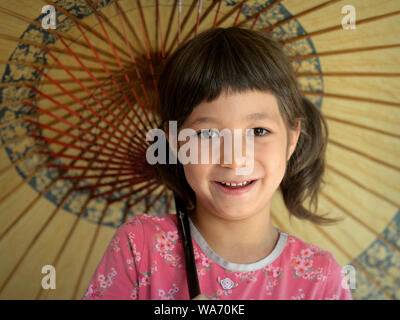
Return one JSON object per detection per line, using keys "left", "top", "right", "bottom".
{"left": 220, "top": 131, "right": 249, "bottom": 169}
{"left": 220, "top": 157, "right": 246, "bottom": 169}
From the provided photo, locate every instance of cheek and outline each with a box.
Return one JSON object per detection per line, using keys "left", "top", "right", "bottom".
{"left": 182, "top": 164, "right": 209, "bottom": 193}
{"left": 256, "top": 141, "right": 288, "bottom": 179}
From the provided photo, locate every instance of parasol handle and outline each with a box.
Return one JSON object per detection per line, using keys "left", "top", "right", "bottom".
{"left": 174, "top": 192, "right": 201, "bottom": 299}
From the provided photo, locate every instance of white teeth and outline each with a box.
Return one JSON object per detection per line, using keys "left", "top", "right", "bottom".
{"left": 220, "top": 180, "right": 252, "bottom": 187}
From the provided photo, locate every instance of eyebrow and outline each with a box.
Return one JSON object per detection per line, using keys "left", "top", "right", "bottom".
{"left": 189, "top": 112, "right": 272, "bottom": 126}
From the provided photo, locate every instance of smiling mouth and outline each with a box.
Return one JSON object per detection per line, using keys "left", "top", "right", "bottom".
{"left": 215, "top": 180, "right": 255, "bottom": 188}
{"left": 213, "top": 179, "right": 257, "bottom": 194}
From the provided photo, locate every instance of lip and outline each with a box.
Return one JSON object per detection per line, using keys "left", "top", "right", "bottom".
{"left": 212, "top": 180, "right": 257, "bottom": 195}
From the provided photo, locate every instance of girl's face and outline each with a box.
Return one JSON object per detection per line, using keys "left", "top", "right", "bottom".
{"left": 176, "top": 89, "right": 300, "bottom": 221}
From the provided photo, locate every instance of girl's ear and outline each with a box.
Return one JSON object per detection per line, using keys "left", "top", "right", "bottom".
{"left": 287, "top": 120, "right": 301, "bottom": 162}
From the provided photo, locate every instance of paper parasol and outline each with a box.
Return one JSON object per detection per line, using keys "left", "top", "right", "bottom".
{"left": 0, "top": 0, "right": 399, "bottom": 299}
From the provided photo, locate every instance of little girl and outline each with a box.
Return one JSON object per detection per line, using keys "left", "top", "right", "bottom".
{"left": 82, "top": 27, "right": 352, "bottom": 300}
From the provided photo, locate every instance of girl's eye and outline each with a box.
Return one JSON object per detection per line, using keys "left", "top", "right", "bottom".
{"left": 197, "top": 129, "right": 219, "bottom": 139}
{"left": 250, "top": 128, "right": 270, "bottom": 137}
{"left": 196, "top": 128, "right": 270, "bottom": 138}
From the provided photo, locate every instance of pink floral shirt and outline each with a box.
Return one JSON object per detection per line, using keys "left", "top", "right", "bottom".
{"left": 82, "top": 213, "right": 352, "bottom": 300}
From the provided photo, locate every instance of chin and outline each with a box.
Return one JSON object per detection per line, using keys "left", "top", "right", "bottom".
{"left": 215, "top": 209, "right": 256, "bottom": 222}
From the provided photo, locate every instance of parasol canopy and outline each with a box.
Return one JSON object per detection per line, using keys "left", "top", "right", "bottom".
{"left": 0, "top": 0, "right": 399, "bottom": 300}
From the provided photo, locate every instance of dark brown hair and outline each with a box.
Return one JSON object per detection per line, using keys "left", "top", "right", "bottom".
{"left": 153, "top": 26, "right": 340, "bottom": 225}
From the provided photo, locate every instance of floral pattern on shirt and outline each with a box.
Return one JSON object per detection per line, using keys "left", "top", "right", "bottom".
{"left": 139, "top": 262, "right": 158, "bottom": 288}
{"left": 233, "top": 270, "right": 257, "bottom": 282}
{"left": 324, "top": 294, "right": 340, "bottom": 300}
{"left": 83, "top": 267, "right": 117, "bottom": 299}
{"left": 263, "top": 265, "right": 284, "bottom": 294}
{"left": 110, "top": 236, "right": 121, "bottom": 253}
{"left": 194, "top": 246, "right": 212, "bottom": 276}
{"left": 209, "top": 286, "right": 234, "bottom": 300}
{"left": 159, "top": 283, "right": 180, "bottom": 300}
{"left": 141, "top": 213, "right": 166, "bottom": 223}
{"left": 153, "top": 227, "right": 183, "bottom": 268}
{"left": 130, "top": 286, "right": 138, "bottom": 300}
{"left": 290, "top": 246, "right": 327, "bottom": 282}
{"left": 290, "top": 288, "right": 305, "bottom": 300}
{"left": 82, "top": 214, "right": 353, "bottom": 300}
{"left": 126, "top": 232, "right": 141, "bottom": 270}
